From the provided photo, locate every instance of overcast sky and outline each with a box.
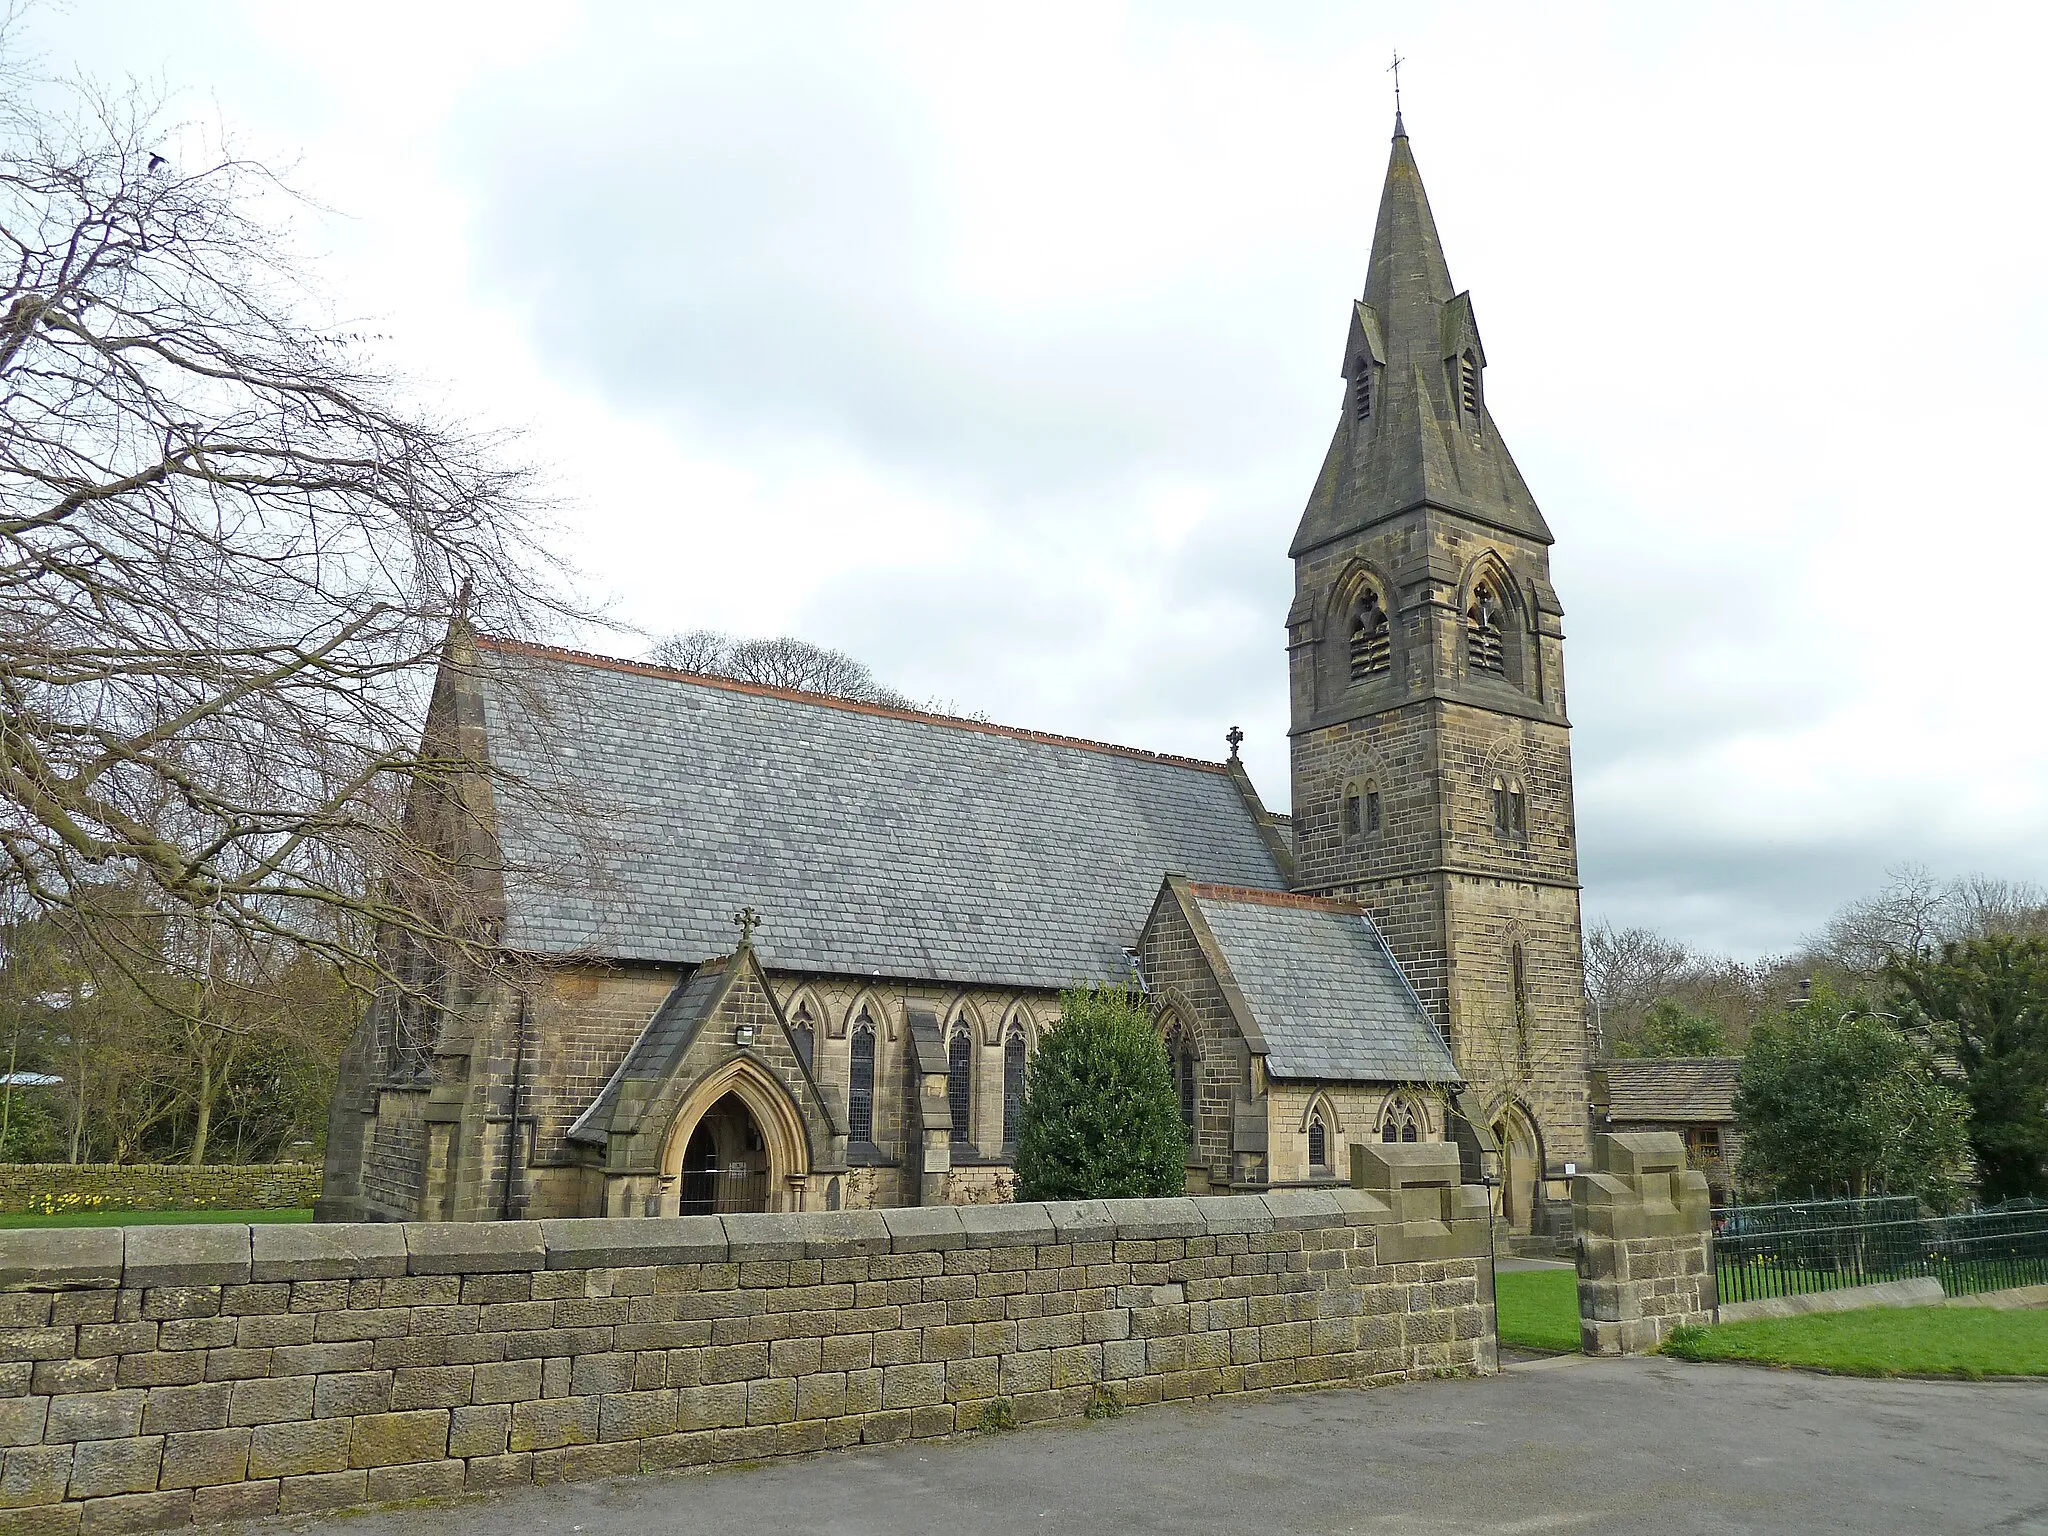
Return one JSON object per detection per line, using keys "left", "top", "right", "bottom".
{"left": 25, "top": 2, "right": 2048, "bottom": 958}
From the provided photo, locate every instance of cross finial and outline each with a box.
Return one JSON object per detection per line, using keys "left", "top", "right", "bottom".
{"left": 1225, "top": 726, "right": 1244, "bottom": 760}
{"left": 1388, "top": 48, "right": 1405, "bottom": 115}
{"left": 733, "top": 906, "right": 761, "bottom": 948}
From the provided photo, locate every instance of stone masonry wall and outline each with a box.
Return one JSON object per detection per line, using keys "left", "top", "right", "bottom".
{"left": 1573, "top": 1131, "right": 1715, "bottom": 1355}
{"left": 0, "top": 1167, "right": 321, "bottom": 1218}
{"left": 0, "top": 1175, "right": 1493, "bottom": 1531}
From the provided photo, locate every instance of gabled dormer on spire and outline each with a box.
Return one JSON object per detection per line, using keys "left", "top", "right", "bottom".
{"left": 1292, "top": 117, "right": 1549, "bottom": 560}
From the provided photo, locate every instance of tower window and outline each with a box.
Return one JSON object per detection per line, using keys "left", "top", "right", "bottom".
{"left": 1492, "top": 777, "right": 1527, "bottom": 838}
{"left": 1466, "top": 583, "right": 1505, "bottom": 675}
{"left": 1352, "top": 367, "right": 1373, "bottom": 420}
{"left": 1365, "top": 781, "right": 1382, "bottom": 834}
{"left": 1308, "top": 1113, "right": 1328, "bottom": 1171}
{"left": 1002, "top": 1024, "right": 1026, "bottom": 1146}
{"left": 947, "top": 1027, "right": 973, "bottom": 1147}
{"left": 848, "top": 1012, "right": 876, "bottom": 1143}
{"left": 1348, "top": 590, "right": 1391, "bottom": 681}
{"left": 1459, "top": 348, "right": 1480, "bottom": 422}
{"left": 1342, "top": 785, "right": 1361, "bottom": 839}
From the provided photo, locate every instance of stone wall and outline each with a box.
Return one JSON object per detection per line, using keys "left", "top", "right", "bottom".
{"left": 0, "top": 1166, "right": 320, "bottom": 1217}
{"left": 0, "top": 1161, "right": 1493, "bottom": 1530}
{"left": 1572, "top": 1132, "right": 1715, "bottom": 1355}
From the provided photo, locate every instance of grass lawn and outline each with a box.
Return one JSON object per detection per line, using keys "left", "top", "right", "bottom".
{"left": 1495, "top": 1267, "right": 1581, "bottom": 1352}
{"left": 0, "top": 1208, "right": 313, "bottom": 1229}
{"left": 1663, "top": 1305, "right": 2048, "bottom": 1379}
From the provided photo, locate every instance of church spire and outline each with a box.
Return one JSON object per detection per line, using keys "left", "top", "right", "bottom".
{"left": 1290, "top": 119, "right": 1550, "bottom": 558}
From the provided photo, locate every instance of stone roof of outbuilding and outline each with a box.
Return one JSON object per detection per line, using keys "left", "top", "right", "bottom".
{"left": 1175, "top": 883, "right": 1460, "bottom": 1084}
{"left": 1594, "top": 1057, "right": 1742, "bottom": 1124}
{"left": 469, "top": 640, "right": 1288, "bottom": 988}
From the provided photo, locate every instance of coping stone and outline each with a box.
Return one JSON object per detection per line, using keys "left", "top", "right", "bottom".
{"left": 539, "top": 1218, "right": 727, "bottom": 1271}
{"left": 956, "top": 1204, "right": 1055, "bottom": 1246}
{"left": 791, "top": 1211, "right": 892, "bottom": 1259}
{"left": 1261, "top": 1189, "right": 1347, "bottom": 1231}
{"left": 879, "top": 1206, "right": 966, "bottom": 1253}
{"left": 124, "top": 1224, "right": 253, "bottom": 1288}
{"left": 404, "top": 1222, "right": 544, "bottom": 1275}
{"left": 251, "top": 1223, "right": 408, "bottom": 1283}
{"left": 1104, "top": 1198, "right": 1204, "bottom": 1241}
{"left": 0, "top": 1228, "right": 124, "bottom": 1291}
{"left": 1326, "top": 1187, "right": 1396, "bottom": 1228}
{"left": 1041, "top": 1201, "right": 1119, "bottom": 1244}
{"left": 719, "top": 1212, "right": 808, "bottom": 1263}
{"left": 1188, "top": 1194, "right": 1275, "bottom": 1235}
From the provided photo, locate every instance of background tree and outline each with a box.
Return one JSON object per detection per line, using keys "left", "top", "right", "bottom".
{"left": 1734, "top": 985, "right": 1970, "bottom": 1209}
{"left": 1887, "top": 936, "right": 2048, "bottom": 1203}
{"left": 650, "top": 630, "right": 912, "bottom": 707}
{"left": 1611, "top": 999, "right": 1725, "bottom": 1058}
{"left": 1014, "top": 985, "right": 1185, "bottom": 1201}
{"left": 0, "top": 38, "right": 583, "bottom": 1024}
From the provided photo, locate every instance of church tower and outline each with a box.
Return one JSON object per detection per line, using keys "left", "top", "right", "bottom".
{"left": 1286, "top": 115, "right": 1590, "bottom": 1226}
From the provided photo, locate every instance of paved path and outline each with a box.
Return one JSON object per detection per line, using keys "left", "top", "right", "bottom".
{"left": 255, "top": 1357, "right": 2048, "bottom": 1536}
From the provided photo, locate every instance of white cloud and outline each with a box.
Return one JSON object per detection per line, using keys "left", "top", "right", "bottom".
{"left": 26, "top": 0, "right": 2048, "bottom": 956}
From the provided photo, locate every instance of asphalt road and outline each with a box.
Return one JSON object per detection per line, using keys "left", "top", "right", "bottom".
{"left": 253, "top": 1356, "right": 2048, "bottom": 1536}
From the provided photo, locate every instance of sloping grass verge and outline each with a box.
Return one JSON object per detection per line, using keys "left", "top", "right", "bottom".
{"left": 1661, "top": 1305, "right": 2048, "bottom": 1379}
{"left": 1495, "top": 1267, "right": 1580, "bottom": 1352}
{"left": 0, "top": 1208, "right": 313, "bottom": 1229}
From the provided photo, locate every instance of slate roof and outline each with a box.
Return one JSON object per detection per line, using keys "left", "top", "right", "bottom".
{"left": 471, "top": 641, "right": 1287, "bottom": 988}
{"left": 565, "top": 964, "right": 726, "bottom": 1146}
{"left": 1182, "top": 884, "right": 1459, "bottom": 1083}
{"left": 1595, "top": 1057, "right": 1741, "bottom": 1124}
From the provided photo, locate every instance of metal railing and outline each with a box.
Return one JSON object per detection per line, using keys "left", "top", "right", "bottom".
{"left": 1712, "top": 1197, "right": 2048, "bottom": 1304}
{"left": 678, "top": 1167, "right": 769, "bottom": 1216}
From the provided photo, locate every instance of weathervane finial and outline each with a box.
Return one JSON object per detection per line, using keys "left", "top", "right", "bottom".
{"left": 733, "top": 906, "right": 761, "bottom": 949}
{"left": 1389, "top": 48, "right": 1405, "bottom": 115}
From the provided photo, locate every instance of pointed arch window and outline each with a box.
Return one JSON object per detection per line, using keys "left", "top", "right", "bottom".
{"left": 947, "top": 1027, "right": 973, "bottom": 1147}
{"left": 1492, "top": 776, "right": 1527, "bottom": 838}
{"left": 1364, "top": 780, "right": 1382, "bottom": 834}
{"left": 1342, "top": 779, "right": 1383, "bottom": 842}
{"left": 1466, "top": 583, "right": 1505, "bottom": 675}
{"left": 1380, "top": 1097, "right": 1421, "bottom": 1143}
{"left": 848, "top": 1012, "right": 877, "bottom": 1144}
{"left": 1307, "top": 1112, "right": 1329, "bottom": 1172}
{"left": 789, "top": 1002, "right": 816, "bottom": 1072}
{"left": 1002, "top": 1024, "right": 1026, "bottom": 1147}
{"left": 1348, "top": 589, "right": 1391, "bottom": 681}
{"left": 1163, "top": 1019, "right": 1197, "bottom": 1139}
{"left": 1512, "top": 942, "right": 1534, "bottom": 1072}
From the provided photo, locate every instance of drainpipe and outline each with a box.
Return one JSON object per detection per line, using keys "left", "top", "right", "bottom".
{"left": 499, "top": 992, "right": 529, "bottom": 1220}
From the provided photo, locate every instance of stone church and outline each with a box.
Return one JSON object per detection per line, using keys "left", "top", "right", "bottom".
{"left": 319, "top": 114, "right": 1592, "bottom": 1232}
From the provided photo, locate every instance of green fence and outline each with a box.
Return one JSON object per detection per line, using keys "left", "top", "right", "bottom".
{"left": 1712, "top": 1197, "right": 2048, "bottom": 1304}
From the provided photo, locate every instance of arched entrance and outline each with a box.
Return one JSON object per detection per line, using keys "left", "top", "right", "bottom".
{"left": 1492, "top": 1103, "right": 1543, "bottom": 1233}
{"left": 677, "top": 1093, "right": 770, "bottom": 1214}
{"left": 658, "top": 1057, "right": 813, "bottom": 1214}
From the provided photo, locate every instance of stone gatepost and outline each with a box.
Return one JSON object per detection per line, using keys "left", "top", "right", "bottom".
{"left": 1572, "top": 1131, "right": 1715, "bottom": 1355}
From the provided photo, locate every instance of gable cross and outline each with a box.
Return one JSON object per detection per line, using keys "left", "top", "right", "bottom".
{"left": 1388, "top": 49, "right": 1405, "bottom": 114}
{"left": 733, "top": 906, "right": 761, "bottom": 949}
{"left": 1225, "top": 725, "right": 1244, "bottom": 760}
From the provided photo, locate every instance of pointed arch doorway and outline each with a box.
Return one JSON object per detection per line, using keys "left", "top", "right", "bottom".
{"left": 676, "top": 1094, "right": 770, "bottom": 1214}
{"left": 658, "top": 1058, "right": 813, "bottom": 1214}
{"left": 1491, "top": 1103, "right": 1543, "bottom": 1233}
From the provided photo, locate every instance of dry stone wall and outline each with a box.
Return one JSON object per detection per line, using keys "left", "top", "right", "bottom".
{"left": 0, "top": 1180, "right": 1494, "bottom": 1531}
{"left": 0, "top": 1166, "right": 320, "bottom": 1218}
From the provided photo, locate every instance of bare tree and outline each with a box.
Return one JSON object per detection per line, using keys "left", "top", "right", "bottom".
{"left": 1583, "top": 921, "right": 1690, "bottom": 1042}
{"left": 650, "top": 630, "right": 911, "bottom": 708}
{"left": 1816, "top": 864, "right": 1959, "bottom": 969}
{"left": 0, "top": 53, "right": 582, "bottom": 996}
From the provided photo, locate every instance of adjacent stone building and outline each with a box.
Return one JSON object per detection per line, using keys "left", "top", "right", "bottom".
{"left": 320, "top": 114, "right": 1591, "bottom": 1230}
{"left": 1591, "top": 1057, "right": 1743, "bottom": 1206}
